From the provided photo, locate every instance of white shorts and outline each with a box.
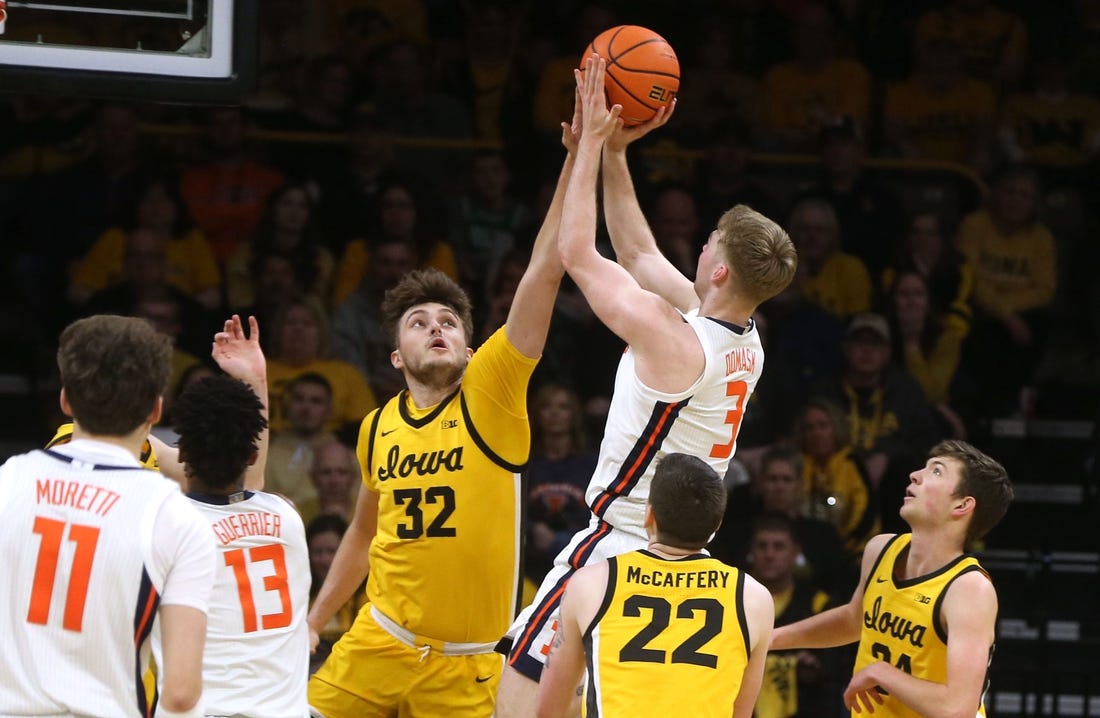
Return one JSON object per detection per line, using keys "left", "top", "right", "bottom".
{"left": 502, "top": 517, "right": 646, "bottom": 680}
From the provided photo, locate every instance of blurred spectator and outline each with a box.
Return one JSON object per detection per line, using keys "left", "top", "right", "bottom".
{"left": 734, "top": 312, "right": 804, "bottom": 455}
{"left": 747, "top": 512, "right": 839, "bottom": 718}
{"left": 81, "top": 227, "right": 214, "bottom": 357}
{"left": 298, "top": 439, "right": 361, "bottom": 526}
{"left": 957, "top": 164, "right": 1057, "bottom": 417}
{"left": 475, "top": 248, "right": 529, "bottom": 344}
{"left": 881, "top": 209, "right": 974, "bottom": 317}
{"left": 914, "top": 0, "right": 1028, "bottom": 94}
{"left": 179, "top": 106, "right": 285, "bottom": 262}
{"left": 645, "top": 184, "right": 705, "bottom": 278}
{"left": 314, "top": 107, "right": 400, "bottom": 251}
{"left": 787, "top": 197, "right": 872, "bottom": 318}
{"left": 711, "top": 445, "right": 849, "bottom": 596}
{"left": 448, "top": 150, "right": 533, "bottom": 299}
{"left": 230, "top": 252, "right": 310, "bottom": 338}
{"left": 671, "top": 20, "right": 761, "bottom": 140}
{"left": 266, "top": 372, "right": 336, "bottom": 510}
{"left": 331, "top": 178, "right": 458, "bottom": 306}
{"left": 795, "top": 398, "right": 879, "bottom": 553}
{"left": 68, "top": 172, "right": 221, "bottom": 311}
{"left": 693, "top": 119, "right": 782, "bottom": 233}
{"left": 225, "top": 180, "right": 335, "bottom": 309}
{"left": 812, "top": 314, "right": 938, "bottom": 534}
{"left": 331, "top": 236, "right": 416, "bottom": 404}
{"left": 525, "top": 383, "right": 597, "bottom": 584}
{"left": 133, "top": 294, "right": 203, "bottom": 417}
{"left": 997, "top": 47, "right": 1100, "bottom": 170}
{"left": 761, "top": 2, "right": 871, "bottom": 152}
{"left": 882, "top": 33, "right": 996, "bottom": 172}
{"left": 884, "top": 270, "right": 972, "bottom": 438}
{"left": 266, "top": 296, "right": 378, "bottom": 436}
{"left": 249, "top": 0, "right": 332, "bottom": 113}
{"left": 801, "top": 118, "right": 905, "bottom": 282}
{"left": 306, "top": 514, "right": 364, "bottom": 673}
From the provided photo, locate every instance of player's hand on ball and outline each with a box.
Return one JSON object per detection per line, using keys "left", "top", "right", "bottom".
{"left": 606, "top": 99, "right": 675, "bottom": 153}
{"left": 562, "top": 87, "right": 583, "bottom": 155}
{"left": 575, "top": 54, "right": 622, "bottom": 140}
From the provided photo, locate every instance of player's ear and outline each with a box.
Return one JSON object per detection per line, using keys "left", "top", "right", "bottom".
{"left": 643, "top": 505, "right": 655, "bottom": 530}
{"left": 247, "top": 450, "right": 259, "bottom": 467}
{"left": 59, "top": 388, "right": 74, "bottom": 418}
{"left": 146, "top": 396, "right": 164, "bottom": 426}
{"left": 710, "top": 262, "right": 729, "bottom": 285}
{"left": 391, "top": 349, "right": 403, "bottom": 369}
{"left": 952, "top": 495, "right": 975, "bottom": 519}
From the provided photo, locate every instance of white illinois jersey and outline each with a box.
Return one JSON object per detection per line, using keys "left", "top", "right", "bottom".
{"left": 586, "top": 310, "right": 763, "bottom": 538}
{"left": 178, "top": 490, "right": 310, "bottom": 718}
{"left": 0, "top": 441, "right": 215, "bottom": 718}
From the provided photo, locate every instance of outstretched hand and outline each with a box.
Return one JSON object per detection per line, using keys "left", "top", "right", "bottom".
{"left": 844, "top": 663, "right": 888, "bottom": 714}
{"left": 211, "top": 314, "right": 266, "bottom": 384}
{"left": 574, "top": 54, "right": 622, "bottom": 142}
{"left": 606, "top": 98, "right": 675, "bottom": 153}
{"left": 561, "top": 87, "right": 583, "bottom": 154}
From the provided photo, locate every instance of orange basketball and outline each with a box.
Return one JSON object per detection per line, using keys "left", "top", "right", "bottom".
{"left": 580, "top": 25, "right": 680, "bottom": 127}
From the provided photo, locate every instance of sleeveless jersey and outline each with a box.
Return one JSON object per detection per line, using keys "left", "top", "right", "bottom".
{"left": 583, "top": 550, "right": 750, "bottom": 718}
{"left": 0, "top": 444, "right": 212, "bottom": 718}
{"left": 180, "top": 491, "right": 311, "bottom": 718}
{"left": 586, "top": 311, "right": 763, "bottom": 538}
{"left": 854, "top": 534, "right": 991, "bottom": 718}
{"left": 355, "top": 327, "right": 538, "bottom": 644}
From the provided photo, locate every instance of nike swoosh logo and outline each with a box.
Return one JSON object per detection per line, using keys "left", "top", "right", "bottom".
{"left": 475, "top": 675, "right": 494, "bottom": 683}
{"left": 381, "top": 429, "right": 397, "bottom": 437}
{"left": 876, "top": 577, "right": 889, "bottom": 583}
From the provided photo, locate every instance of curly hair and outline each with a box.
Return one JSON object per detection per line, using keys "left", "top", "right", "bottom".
{"left": 173, "top": 375, "right": 267, "bottom": 491}
{"left": 381, "top": 268, "right": 474, "bottom": 348}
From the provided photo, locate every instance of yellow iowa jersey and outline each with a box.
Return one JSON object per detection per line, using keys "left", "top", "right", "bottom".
{"left": 584, "top": 550, "right": 750, "bottom": 718}
{"left": 854, "top": 534, "right": 991, "bottom": 718}
{"left": 47, "top": 423, "right": 159, "bottom": 471}
{"left": 355, "top": 328, "right": 537, "bottom": 644}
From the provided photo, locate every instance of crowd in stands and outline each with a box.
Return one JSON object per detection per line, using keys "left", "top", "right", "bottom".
{"left": 0, "top": 0, "right": 1097, "bottom": 710}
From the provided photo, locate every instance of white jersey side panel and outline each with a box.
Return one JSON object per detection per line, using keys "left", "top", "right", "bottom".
{"left": 0, "top": 446, "right": 189, "bottom": 718}
{"left": 585, "top": 311, "right": 763, "bottom": 538}
{"left": 188, "top": 491, "right": 310, "bottom": 718}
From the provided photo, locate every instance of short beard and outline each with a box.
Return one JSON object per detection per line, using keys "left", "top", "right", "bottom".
{"left": 406, "top": 359, "right": 465, "bottom": 390}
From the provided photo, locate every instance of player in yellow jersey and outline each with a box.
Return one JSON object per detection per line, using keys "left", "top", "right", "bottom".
{"left": 304, "top": 103, "right": 576, "bottom": 716}
{"left": 537, "top": 453, "right": 774, "bottom": 717}
{"left": 771, "top": 440, "right": 1013, "bottom": 717}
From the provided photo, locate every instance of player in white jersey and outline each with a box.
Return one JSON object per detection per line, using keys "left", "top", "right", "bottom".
{"left": 161, "top": 373, "right": 311, "bottom": 718}
{"left": 0, "top": 315, "right": 216, "bottom": 718}
{"left": 496, "top": 56, "right": 799, "bottom": 715}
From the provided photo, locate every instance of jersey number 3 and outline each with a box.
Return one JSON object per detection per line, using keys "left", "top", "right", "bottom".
{"left": 709, "top": 380, "right": 748, "bottom": 460}
{"left": 225, "top": 545, "right": 293, "bottom": 633}
{"left": 27, "top": 517, "right": 100, "bottom": 632}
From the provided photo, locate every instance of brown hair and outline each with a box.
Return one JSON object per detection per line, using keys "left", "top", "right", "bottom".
{"left": 934, "top": 440, "right": 1013, "bottom": 543}
{"left": 797, "top": 396, "right": 851, "bottom": 448}
{"left": 716, "top": 204, "right": 798, "bottom": 306}
{"left": 649, "top": 453, "right": 727, "bottom": 549}
{"left": 530, "top": 383, "right": 589, "bottom": 457}
{"left": 57, "top": 315, "right": 173, "bottom": 436}
{"left": 269, "top": 295, "right": 332, "bottom": 360}
{"left": 381, "top": 268, "right": 474, "bottom": 348}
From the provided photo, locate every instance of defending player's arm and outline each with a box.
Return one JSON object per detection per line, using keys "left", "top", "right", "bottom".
{"left": 306, "top": 484, "right": 379, "bottom": 650}
{"left": 732, "top": 575, "right": 776, "bottom": 717}
{"left": 771, "top": 533, "right": 894, "bottom": 650}
{"left": 157, "top": 604, "right": 207, "bottom": 715}
{"left": 844, "top": 570, "right": 997, "bottom": 716}
{"left": 211, "top": 315, "right": 268, "bottom": 490}
{"left": 599, "top": 105, "right": 698, "bottom": 312}
{"left": 503, "top": 91, "right": 580, "bottom": 360}
{"left": 560, "top": 56, "right": 688, "bottom": 359}
{"left": 536, "top": 564, "right": 605, "bottom": 718}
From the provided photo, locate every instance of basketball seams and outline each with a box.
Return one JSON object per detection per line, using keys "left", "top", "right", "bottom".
{"left": 581, "top": 25, "right": 680, "bottom": 125}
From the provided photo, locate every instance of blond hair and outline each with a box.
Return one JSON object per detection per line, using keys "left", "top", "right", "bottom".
{"left": 716, "top": 204, "right": 798, "bottom": 305}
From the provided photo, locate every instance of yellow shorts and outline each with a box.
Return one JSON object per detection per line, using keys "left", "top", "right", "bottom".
{"left": 308, "top": 610, "right": 502, "bottom": 718}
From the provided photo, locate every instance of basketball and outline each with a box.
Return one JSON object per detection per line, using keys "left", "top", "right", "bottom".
{"left": 579, "top": 25, "right": 680, "bottom": 127}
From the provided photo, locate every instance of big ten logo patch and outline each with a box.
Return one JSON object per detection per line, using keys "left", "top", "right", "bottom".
{"left": 441, "top": 418, "right": 459, "bottom": 429}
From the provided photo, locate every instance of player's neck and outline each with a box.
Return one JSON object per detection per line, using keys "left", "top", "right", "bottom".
{"left": 646, "top": 541, "right": 701, "bottom": 560}
{"left": 70, "top": 421, "right": 150, "bottom": 463}
{"left": 904, "top": 527, "right": 966, "bottom": 577}
{"left": 187, "top": 480, "right": 246, "bottom": 498}
{"left": 700, "top": 287, "right": 754, "bottom": 329}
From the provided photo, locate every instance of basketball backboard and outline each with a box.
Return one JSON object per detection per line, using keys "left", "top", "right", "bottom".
{"left": 0, "top": 0, "right": 256, "bottom": 103}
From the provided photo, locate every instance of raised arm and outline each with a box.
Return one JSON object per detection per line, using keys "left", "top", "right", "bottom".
{"left": 211, "top": 315, "right": 268, "bottom": 490}
{"left": 560, "top": 56, "right": 702, "bottom": 388}
{"left": 503, "top": 92, "right": 584, "bottom": 359}
{"left": 770, "top": 533, "right": 894, "bottom": 651}
{"left": 600, "top": 106, "right": 697, "bottom": 312}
